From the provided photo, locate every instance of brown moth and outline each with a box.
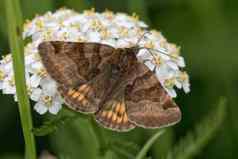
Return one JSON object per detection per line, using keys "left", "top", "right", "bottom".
{"left": 38, "top": 40, "right": 181, "bottom": 132}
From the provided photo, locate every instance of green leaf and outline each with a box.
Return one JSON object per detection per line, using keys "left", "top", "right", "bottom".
{"left": 136, "top": 129, "right": 165, "bottom": 159}
{"left": 33, "top": 115, "right": 78, "bottom": 136}
{"left": 166, "top": 97, "right": 226, "bottom": 159}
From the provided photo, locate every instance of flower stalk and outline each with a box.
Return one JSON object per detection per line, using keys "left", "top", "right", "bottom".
{"left": 5, "top": 0, "right": 37, "bottom": 159}
{"left": 136, "top": 130, "right": 165, "bottom": 159}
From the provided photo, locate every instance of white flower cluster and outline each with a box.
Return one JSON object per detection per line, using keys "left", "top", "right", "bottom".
{"left": 0, "top": 8, "right": 190, "bottom": 115}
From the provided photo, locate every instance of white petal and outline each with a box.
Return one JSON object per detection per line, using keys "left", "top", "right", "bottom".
{"left": 160, "top": 53, "right": 170, "bottom": 61}
{"left": 175, "top": 80, "right": 182, "bottom": 89}
{"left": 41, "top": 77, "right": 57, "bottom": 96}
{"left": 30, "top": 74, "right": 41, "bottom": 88}
{"left": 87, "top": 31, "right": 101, "bottom": 42}
{"left": 31, "top": 88, "right": 42, "bottom": 101}
{"left": 183, "top": 83, "right": 190, "bottom": 93}
{"left": 165, "top": 88, "right": 177, "bottom": 98}
{"left": 14, "top": 94, "right": 18, "bottom": 102}
{"left": 136, "top": 49, "right": 153, "bottom": 61}
{"left": 0, "top": 83, "right": 2, "bottom": 89}
{"left": 34, "top": 102, "right": 48, "bottom": 115}
{"left": 144, "top": 61, "right": 155, "bottom": 71}
{"left": 177, "top": 57, "right": 185, "bottom": 67}
{"left": 167, "top": 61, "right": 179, "bottom": 70}
{"left": 49, "top": 102, "right": 62, "bottom": 115}
{"left": 2, "top": 80, "right": 16, "bottom": 94}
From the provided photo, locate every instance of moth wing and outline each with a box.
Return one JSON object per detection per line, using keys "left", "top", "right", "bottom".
{"left": 95, "top": 90, "right": 136, "bottom": 132}
{"left": 58, "top": 64, "right": 118, "bottom": 113}
{"left": 38, "top": 41, "right": 115, "bottom": 87}
{"left": 125, "top": 63, "right": 181, "bottom": 129}
{"left": 38, "top": 41, "right": 116, "bottom": 113}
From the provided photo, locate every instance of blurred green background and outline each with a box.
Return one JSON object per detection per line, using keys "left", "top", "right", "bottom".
{"left": 0, "top": 0, "right": 238, "bottom": 159}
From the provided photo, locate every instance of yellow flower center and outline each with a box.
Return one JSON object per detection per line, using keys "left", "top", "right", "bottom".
{"left": 62, "top": 32, "right": 69, "bottom": 40}
{"left": 0, "top": 69, "right": 4, "bottom": 80}
{"left": 70, "top": 23, "right": 81, "bottom": 29}
{"left": 84, "top": 8, "right": 96, "bottom": 16}
{"left": 35, "top": 19, "right": 44, "bottom": 29}
{"left": 33, "top": 53, "right": 41, "bottom": 61}
{"left": 119, "top": 27, "right": 129, "bottom": 37}
{"left": 100, "top": 29, "right": 111, "bottom": 39}
{"left": 27, "top": 86, "right": 32, "bottom": 95}
{"left": 8, "top": 77, "right": 15, "bottom": 87}
{"left": 37, "top": 68, "right": 47, "bottom": 78}
{"left": 90, "top": 19, "right": 103, "bottom": 30}
{"left": 131, "top": 12, "right": 139, "bottom": 21}
{"left": 42, "top": 29, "right": 54, "bottom": 41}
{"left": 164, "top": 78, "right": 175, "bottom": 89}
{"left": 103, "top": 9, "right": 114, "bottom": 19}
{"left": 23, "top": 19, "right": 32, "bottom": 30}
{"left": 144, "top": 41, "right": 155, "bottom": 49}
{"left": 2, "top": 54, "right": 12, "bottom": 64}
{"left": 154, "top": 55, "right": 162, "bottom": 66}
{"left": 42, "top": 96, "right": 53, "bottom": 107}
{"left": 180, "top": 72, "right": 188, "bottom": 81}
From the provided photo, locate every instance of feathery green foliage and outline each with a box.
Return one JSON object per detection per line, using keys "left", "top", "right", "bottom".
{"left": 166, "top": 98, "right": 226, "bottom": 159}
{"left": 33, "top": 115, "right": 78, "bottom": 136}
{"left": 5, "top": 0, "right": 36, "bottom": 158}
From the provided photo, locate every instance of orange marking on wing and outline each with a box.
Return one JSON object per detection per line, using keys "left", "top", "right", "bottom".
{"left": 81, "top": 99, "right": 88, "bottom": 105}
{"left": 78, "top": 85, "right": 87, "bottom": 91}
{"left": 67, "top": 89, "right": 76, "bottom": 96}
{"left": 123, "top": 114, "right": 128, "bottom": 123}
{"left": 119, "top": 103, "right": 126, "bottom": 115}
{"left": 78, "top": 93, "right": 86, "bottom": 101}
{"left": 107, "top": 111, "right": 113, "bottom": 119}
{"left": 112, "top": 113, "right": 117, "bottom": 122}
{"left": 115, "top": 103, "right": 121, "bottom": 113}
{"left": 101, "top": 111, "right": 107, "bottom": 117}
{"left": 117, "top": 116, "right": 123, "bottom": 124}
{"left": 83, "top": 85, "right": 91, "bottom": 93}
{"left": 72, "top": 91, "right": 80, "bottom": 98}
{"left": 78, "top": 84, "right": 91, "bottom": 94}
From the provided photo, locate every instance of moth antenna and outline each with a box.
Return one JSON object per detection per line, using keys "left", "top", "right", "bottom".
{"left": 135, "top": 31, "right": 177, "bottom": 59}
{"left": 139, "top": 47, "right": 177, "bottom": 59}
{"left": 135, "top": 31, "right": 151, "bottom": 46}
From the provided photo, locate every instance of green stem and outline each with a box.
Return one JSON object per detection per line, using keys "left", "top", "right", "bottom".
{"left": 136, "top": 130, "right": 165, "bottom": 159}
{"left": 5, "top": 0, "right": 37, "bottom": 159}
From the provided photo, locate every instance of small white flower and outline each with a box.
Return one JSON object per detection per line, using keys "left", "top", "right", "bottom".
{"left": 0, "top": 65, "right": 5, "bottom": 89}
{"left": 33, "top": 77, "right": 63, "bottom": 115}
{"left": 176, "top": 71, "right": 191, "bottom": 93}
{"left": 34, "top": 95, "right": 62, "bottom": 115}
